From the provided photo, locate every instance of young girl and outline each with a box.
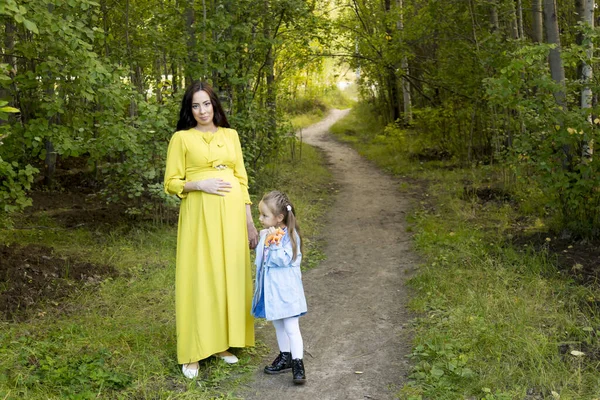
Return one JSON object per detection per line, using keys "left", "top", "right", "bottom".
{"left": 252, "top": 190, "right": 308, "bottom": 384}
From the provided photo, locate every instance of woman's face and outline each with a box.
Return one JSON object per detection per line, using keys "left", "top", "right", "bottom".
{"left": 191, "top": 90, "right": 216, "bottom": 130}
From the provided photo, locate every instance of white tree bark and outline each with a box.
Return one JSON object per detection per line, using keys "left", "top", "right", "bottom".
{"left": 579, "top": 0, "right": 594, "bottom": 158}
{"left": 510, "top": 0, "right": 519, "bottom": 39}
{"left": 543, "top": 0, "right": 566, "bottom": 109}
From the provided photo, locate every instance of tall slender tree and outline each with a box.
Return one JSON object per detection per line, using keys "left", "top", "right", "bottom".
{"left": 397, "top": 0, "right": 412, "bottom": 124}
{"left": 544, "top": 0, "right": 566, "bottom": 109}
{"left": 532, "top": 0, "right": 543, "bottom": 42}
{"left": 578, "top": 0, "right": 594, "bottom": 158}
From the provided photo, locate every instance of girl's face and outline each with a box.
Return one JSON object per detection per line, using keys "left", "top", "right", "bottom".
{"left": 191, "top": 90, "right": 216, "bottom": 130}
{"left": 258, "top": 201, "right": 283, "bottom": 229}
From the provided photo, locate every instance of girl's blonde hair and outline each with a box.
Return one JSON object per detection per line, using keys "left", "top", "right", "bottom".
{"left": 261, "top": 190, "right": 303, "bottom": 261}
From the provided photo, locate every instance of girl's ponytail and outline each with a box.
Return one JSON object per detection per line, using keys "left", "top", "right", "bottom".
{"left": 285, "top": 203, "right": 302, "bottom": 261}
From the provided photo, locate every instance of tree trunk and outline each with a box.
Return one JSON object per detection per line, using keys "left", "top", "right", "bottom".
{"left": 544, "top": 0, "right": 570, "bottom": 168}
{"left": 516, "top": 0, "right": 524, "bottom": 39}
{"left": 388, "top": 67, "right": 400, "bottom": 122}
{"left": 266, "top": 50, "right": 276, "bottom": 136}
{"left": 44, "top": 4, "right": 57, "bottom": 187}
{"left": 185, "top": 0, "right": 199, "bottom": 85}
{"left": 125, "top": 0, "right": 132, "bottom": 83}
{"left": 385, "top": 0, "right": 400, "bottom": 123}
{"left": 578, "top": 0, "right": 594, "bottom": 159}
{"left": 544, "top": 0, "right": 566, "bottom": 109}
{"left": 202, "top": 0, "right": 208, "bottom": 78}
{"left": 264, "top": 1, "right": 277, "bottom": 138}
{"left": 171, "top": 60, "right": 179, "bottom": 94}
{"left": 125, "top": 0, "right": 138, "bottom": 117}
{"left": 532, "top": 0, "right": 543, "bottom": 42}
{"left": 489, "top": 0, "right": 499, "bottom": 33}
{"left": 155, "top": 56, "right": 163, "bottom": 103}
{"left": 397, "top": 0, "right": 412, "bottom": 124}
{"left": 44, "top": 138, "right": 57, "bottom": 187}
{"left": 510, "top": 0, "right": 519, "bottom": 39}
{"left": 101, "top": 0, "right": 110, "bottom": 57}
{"left": 212, "top": 0, "right": 220, "bottom": 90}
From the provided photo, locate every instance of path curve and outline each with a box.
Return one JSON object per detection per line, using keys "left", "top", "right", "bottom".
{"left": 240, "top": 109, "right": 417, "bottom": 400}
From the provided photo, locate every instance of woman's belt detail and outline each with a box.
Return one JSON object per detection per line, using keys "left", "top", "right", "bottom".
{"left": 187, "top": 166, "right": 234, "bottom": 181}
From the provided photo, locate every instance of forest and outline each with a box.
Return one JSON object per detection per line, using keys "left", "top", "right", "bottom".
{"left": 1, "top": 0, "right": 600, "bottom": 237}
{"left": 2, "top": 0, "right": 600, "bottom": 398}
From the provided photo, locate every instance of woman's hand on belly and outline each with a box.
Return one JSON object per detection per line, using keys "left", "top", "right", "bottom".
{"left": 185, "top": 178, "right": 232, "bottom": 196}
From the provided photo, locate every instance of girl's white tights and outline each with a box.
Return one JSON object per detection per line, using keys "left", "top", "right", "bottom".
{"left": 272, "top": 316, "right": 303, "bottom": 359}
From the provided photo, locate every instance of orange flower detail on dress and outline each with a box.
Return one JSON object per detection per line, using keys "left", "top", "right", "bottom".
{"left": 265, "top": 228, "right": 285, "bottom": 247}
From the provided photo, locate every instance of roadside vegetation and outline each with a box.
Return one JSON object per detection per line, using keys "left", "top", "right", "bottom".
{"left": 330, "top": 105, "right": 600, "bottom": 400}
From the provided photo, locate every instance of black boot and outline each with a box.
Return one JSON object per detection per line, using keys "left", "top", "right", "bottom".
{"left": 264, "top": 352, "right": 292, "bottom": 374}
{"left": 292, "top": 358, "right": 306, "bottom": 384}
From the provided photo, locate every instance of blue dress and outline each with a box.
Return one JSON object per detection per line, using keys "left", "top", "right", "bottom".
{"left": 251, "top": 228, "right": 307, "bottom": 321}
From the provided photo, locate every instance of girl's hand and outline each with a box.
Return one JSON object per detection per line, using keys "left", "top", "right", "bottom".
{"left": 245, "top": 204, "right": 258, "bottom": 249}
{"left": 247, "top": 223, "right": 258, "bottom": 249}
{"left": 196, "top": 178, "right": 232, "bottom": 196}
{"left": 265, "top": 227, "right": 285, "bottom": 247}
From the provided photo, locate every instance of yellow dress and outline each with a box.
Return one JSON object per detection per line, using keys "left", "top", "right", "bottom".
{"left": 164, "top": 127, "right": 255, "bottom": 364}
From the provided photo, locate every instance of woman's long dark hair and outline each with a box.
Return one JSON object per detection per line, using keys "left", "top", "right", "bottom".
{"left": 176, "top": 81, "right": 230, "bottom": 131}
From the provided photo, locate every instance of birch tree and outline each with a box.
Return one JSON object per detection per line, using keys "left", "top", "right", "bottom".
{"left": 544, "top": 0, "right": 566, "bottom": 109}
{"left": 577, "top": 0, "right": 594, "bottom": 158}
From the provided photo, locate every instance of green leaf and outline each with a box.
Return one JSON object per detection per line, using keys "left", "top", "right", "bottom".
{"left": 430, "top": 367, "right": 444, "bottom": 378}
{"left": 23, "top": 19, "right": 39, "bottom": 34}
{"left": 0, "top": 106, "right": 19, "bottom": 113}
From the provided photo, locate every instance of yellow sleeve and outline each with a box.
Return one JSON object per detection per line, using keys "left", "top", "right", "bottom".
{"left": 164, "top": 131, "right": 188, "bottom": 199}
{"left": 230, "top": 129, "right": 252, "bottom": 204}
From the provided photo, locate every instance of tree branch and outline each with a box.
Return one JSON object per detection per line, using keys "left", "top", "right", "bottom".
{"left": 0, "top": 52, "right": 44, "bottom": 63}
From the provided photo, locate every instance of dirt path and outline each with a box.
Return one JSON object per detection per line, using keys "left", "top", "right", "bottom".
{"left": 240, "top": 109, "right": 418, "bottom": 400}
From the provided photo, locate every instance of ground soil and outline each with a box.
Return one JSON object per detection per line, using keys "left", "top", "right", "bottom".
{"left": 239, "top": 110, "right": 420, "bottom": 400}
{"left": 0, "top": 243, "right": 118, "bottom": 321}
{"left": 509, "top": 232, "right": 600, "bottom": 288}
{"left": 1, "top": 176, "right": 125, "bottom": 321}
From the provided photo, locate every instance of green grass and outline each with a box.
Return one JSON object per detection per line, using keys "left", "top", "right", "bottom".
{"left": 289, "top": 111, "right": 326, "bottom": 130}
{"left": 0, "top": 224, "right": 239, "bottom": 399}
{"left": 0, "top": 141, "right": 334, "bottom": 399}
{"left": 331, "top": 104, "right": 600, "bottom": 400}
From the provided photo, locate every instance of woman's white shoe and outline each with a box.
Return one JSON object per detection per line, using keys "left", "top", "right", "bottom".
{"left": 214, "top": 352, "right": 239, "bottom": 364}
{"left": 182, "top": 363, "right": 199, "bottom": 379}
